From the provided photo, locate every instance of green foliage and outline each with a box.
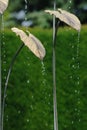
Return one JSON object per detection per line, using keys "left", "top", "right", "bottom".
{"left": 1, "top": 25, "right": 87, "bottom": 130}
{"left": 27, "top": 11, "right": 52, "bottom": 28}
{"left": 5, "top": 0, "right": 87, "bottom": 28}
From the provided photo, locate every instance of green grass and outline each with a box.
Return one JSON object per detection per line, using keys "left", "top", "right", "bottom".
{"left": 1, "top": 25, "right": 87, "bottom": 130}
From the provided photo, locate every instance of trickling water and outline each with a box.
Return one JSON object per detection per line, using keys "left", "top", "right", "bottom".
{"left": 5, "top": 115, "right": 9, "bottom": 122}
{"left": 68, "top": 0, "right": 72, "bottom": 10}
{"left": 41, "top": 61, "right": 45, "bottom": 76}
{"left": 22, "top": 0, "right": 28, "bottom": 29}
{"left": 1, "top": 15, "right": 7, "bottom": 84}
{"left": 75, "top": 32, "right": 81, "bottom": 124}
{"left": 68, "top": 30, "right": 81, "bottom": 126}
{"left": 41, "top": 61, "right": 46, "bottom": 86}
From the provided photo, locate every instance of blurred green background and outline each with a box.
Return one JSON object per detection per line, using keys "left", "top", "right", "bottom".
{"left": 3, "top": 0, "right": 87, "bottom": 28}
{"left": 1, "top": 0, "right": 87, "bottom": 130}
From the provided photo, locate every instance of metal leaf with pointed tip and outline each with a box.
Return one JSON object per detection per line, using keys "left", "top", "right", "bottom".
{"left": 45, "top": 9, "right": 81, "bottom": 31}
{"left": 11, "top": 27, "right": 46, "bottom": 60}
{"left": 0, "top": 0, "right": 9, "bottom": 14}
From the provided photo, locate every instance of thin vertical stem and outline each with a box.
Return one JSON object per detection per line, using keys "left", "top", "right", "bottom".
{"left": 53, "top": 1, "right": 58, "bottom": 130}
{"left": 1, "top": 43, "right": 24, "bottom": 130}
{"left": 0, "top": 14, "right": 2, "bottom": 130}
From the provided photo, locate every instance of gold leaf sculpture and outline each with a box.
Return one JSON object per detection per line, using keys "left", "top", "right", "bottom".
{"left": 45, "top": 8, "right": 81, "bottom": 31}
{"left": 11, "top": 27, "right": 46, "bottom": 60}
{"left": 0, "top": 0, "right": 9, "bottom": 14}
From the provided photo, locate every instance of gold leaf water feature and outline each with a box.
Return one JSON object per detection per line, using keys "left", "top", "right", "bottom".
{"left": 2, "top": 27, "right": 46, "bottom": 130}
{"left": 11, "top": 27, "right": 46, "bottom": 60}
{"left": 45, "top": 9, "right": 81, "bottom": 32}
{"left": 45, "top": 7, "right": 81, "bottom": 130}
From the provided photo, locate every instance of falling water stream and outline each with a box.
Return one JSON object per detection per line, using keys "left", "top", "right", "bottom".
{"left": 71, "top": 31, "right": 81, "bottom": 127}
{"left": 24, "top": 0, "right": 28, "bottom": 29}
{"left": 1, "top": 15, "right": 7, "bottom": 83}
{"left": 65, "top": 0, "right": 81, "bottom": 128}
{"left": 76, "top": 32, "right": 81, "bottom": 124}
{"left": 41, "top": 61, "right": 46, "bottom": 86}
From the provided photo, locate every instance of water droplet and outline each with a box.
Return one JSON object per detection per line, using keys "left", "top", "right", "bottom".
{"left": 6, "top": 115, "right": 8, "bottom": 118}
{"left": 77, "top": 112, "right": 80, "bottom": 115}
{"left": 49, "top": 94, "right": 51, "bottom": 97}
{"left": 25, "top": 17, "right": 27, "bottom": 21}
{"left": 75, "top": 90, "right": 78, "bottom": 93}
{"left": 4, "top": 69, "right": 6, "bottom": 72}
{"left": 6, "top": 115, "right": 9, "bottom": 121}
{"left": 72, "top": 65, "right": 75, "bottom": 68}
{"left": 79, "top": 119, "right": 81, "bottom": 122}
{"left": 69, "top": 0, "right": 72, "bottom": 3}
{"left": 32, "top": 95, "right": 34, "bottom": 99}
{"left": 78, "top": 101, "right": 80, "bottom": 104}
{"left": 72, "top": 57, "right": 75, "bottom": 60}
{"left": 70, "top": 75, "right": 73, "bottom": 79}
{"left": 5, "top": 94, "right": 7, "bottom": 98}
{"left": 4, "top": 76, "right": 6, "bottom": 79}
{"left": 18, "top": 110, "right": 21, "bottom": 114}
{"left": 48, "top": 102, "right": 50, "bottom": 105}
{"left": 27, "top": 63, "right": 30, "bottom": 66}
{"left": 78, "top": 91, "right": 80, "bottom": 94}
{"left": 30, "top": 105, "right": 33, "bottom": 110}
{"left": 78, "top": 98, "right": 80, "bottom": 101}
{"left": 77, "top": 77, "right": 79, "bottom": 80}
{"left": 72, "top": 121, "right": 74, "bottom": 124}
{"left": 25, "top": 0, "right": 27, "bottom": 3}
{"left": 3, "top": 42, "right": 5, "bottom": 45}
{"left": 72, "top": 45, "right": 74, "bottom": 48}
{"left": 27, "top": 57, "right": 29, "bottom": 59}
{"left": 25, "top": 5, "right": 27, "bottom": 10}
{"left": 75, "top": 108, "right": 77, "bottom": 111}
{"left": 27, "top": 80, "right": 30, "bottom": 84}
{"left": 64, "top": 125, "right": 67, "bottom": 128}
{"left": 45, "top": 123, "right": 48, "bottom": 126}
{"left": 77, "top": 81, "right": 80, "bottom": 85}
{"left": 78, "top": 110, "right": 80, "bottom": 112}
{"left": 3, "top": 61, "right": 6, "bottom": 64}
{"left": 27, "top": 119, "right": 29, "bottom": 122}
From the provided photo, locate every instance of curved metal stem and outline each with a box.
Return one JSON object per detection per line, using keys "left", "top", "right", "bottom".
{"left": 53, "top": 1, "right": 59, "bottom": 130}
{"left": 1, "top": 43, "right": 24, "bottom": 130}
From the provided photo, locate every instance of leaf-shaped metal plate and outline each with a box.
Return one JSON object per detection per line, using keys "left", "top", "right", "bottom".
{"left": 11, "top": 27, "right": 46, "bottom": 60}
{"left": 45, "top": 9, "right": 81, "bottom": 31}
{"left": 0, "top": 0, "right": 9, "bottom": 14}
